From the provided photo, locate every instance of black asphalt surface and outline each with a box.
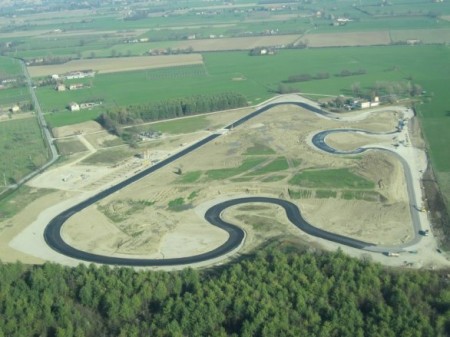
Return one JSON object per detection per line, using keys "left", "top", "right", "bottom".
{"left": 44, "top": 101, "right": 410, "bottom": 266}
{"left": 311, "top": 127, "right": 423, "bottom": 253}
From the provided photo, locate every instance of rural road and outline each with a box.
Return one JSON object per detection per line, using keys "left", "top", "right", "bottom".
{"left": 7, "top": 60, "right": 60, "bottom": 191}
{"left": 43, "top": 99, "right": 424, "bottom": 266}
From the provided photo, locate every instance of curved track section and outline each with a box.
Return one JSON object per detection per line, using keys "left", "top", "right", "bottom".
{"left": 311, "top": 128, "right": 422, "bottom": 252}
{"left": 312, "top": 128, "right": 397, "bottom": 155}
{"left": 44, "top": 101, "right": 415, "bottom": 266}
{"left": 45, "top": 101, "right": 332, "bottom": 266}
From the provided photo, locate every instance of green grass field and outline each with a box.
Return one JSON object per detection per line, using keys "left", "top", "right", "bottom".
{"left": 246, "top": 157, "right": 289, "bottom": 176}
{"left": 0, "top": 87, "right": 31, "bottom": 106}
{"left": 0, "top": 186, "right": 54, "bottom": 220}
{"left": 81, "top": 147, "right": 131, "bottom": 165}
{"left": 244, "top": 144, "right": 276, "bottom": 156}
{"left": 0, "top": 57, "right": 22, "bottom": 77}
{"left": 0, "top": 117, "right": 49, "bottom": 184}
{"left": 45, "top": 109, "right": 103, "bottom": 128}
{"left": 177, "top": 171, "right": 202, "bottom": 184}
{"left": 206, "top": 157, "right": 267, "bottom": 180}
{"left": 289, "top": 168, "right": 375, "bottom": 189}
{"left": 149, "top": 116, "right": 209, "bottom": 134}
{"left": 37, "top": 45, "right": 449, "bottom": 124}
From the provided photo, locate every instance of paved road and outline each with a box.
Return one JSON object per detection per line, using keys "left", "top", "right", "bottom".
{"left": 312, "top": 128, "right": 423, "bottom": 253}
{"left": 44, "top": 101, "right": 420, "bottom": 266}
{"left": 4, "top": 60, "right": 60, "bottom": 192}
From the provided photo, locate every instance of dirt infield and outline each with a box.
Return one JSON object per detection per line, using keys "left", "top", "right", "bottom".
{"left": 28, "top": 54, "right": 204, "bottom": 77}
{"left": 301, "top": 31, "right": 392, "bottom": 47}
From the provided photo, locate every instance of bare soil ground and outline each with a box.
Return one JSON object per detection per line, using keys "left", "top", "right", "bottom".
{"left": 52, "top": 120, "right": 103, "bottom": 138}
{"left": 0, "top": 190, "right": 76, "bottom": 263}
{"left": 28, "top": 54, "right": 204, "bottom": 77}
{"left": 4, "top": 99, "right": 423, "bottom": 266}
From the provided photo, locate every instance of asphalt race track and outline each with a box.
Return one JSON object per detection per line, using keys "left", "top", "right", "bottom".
{"left": 44, "top": 101, "right": 415, "bottom": 266}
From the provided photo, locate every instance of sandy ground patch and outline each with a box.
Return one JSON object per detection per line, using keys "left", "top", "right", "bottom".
{"left": 301, "top": 199, "right": 412, "bottom": 245}
{"left": 28, "top": 54, "right": 204, "bottom": 77}
{"left": 52, "top": 120, "right": 103, "bottom": 138}
{"left": 302, "top": 31, "right": 391, "bottom": 47}
{"left": 0, "top": 112, "right": 35, "bottom": 122}
{"left": 0, "top": 190, "right": 76, "bottom": 263}
{"left": 326, "top": 132, "right": 392, "bottom": 151}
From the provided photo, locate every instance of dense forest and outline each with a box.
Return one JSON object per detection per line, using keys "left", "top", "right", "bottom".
{"left": 1, "top": 244, "right": 450, "bottom": 337}
{"left": 97, "top": 92, "right": 248, "bottom": 134}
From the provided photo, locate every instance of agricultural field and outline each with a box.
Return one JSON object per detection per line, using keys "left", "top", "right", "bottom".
{"left": 0, "top": 117, "right": 49, "bottom": 188}
{"left": 27, "top": 54, "right": 204, "bottom": 77}
{"left": 0, "top": 56, "right": 30, "bottom": 111}
{"left": 0, "top": 56, "right": 22, "bottom": 76}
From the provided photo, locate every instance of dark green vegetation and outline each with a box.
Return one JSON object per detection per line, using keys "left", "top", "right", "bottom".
{"left": 168, "top": 197, "right": 189, "bottom": 212}
{"left": 95, "top": 92, "right": 247, "bottom": 146}
{"left": 1, "top": 246, "right": 450, "bottom": 336}
{"left": 0, "top": 117, "right": 49, "bottom": 186}
{"left": 99, "top": 92, "right": 247, "bottom": 127}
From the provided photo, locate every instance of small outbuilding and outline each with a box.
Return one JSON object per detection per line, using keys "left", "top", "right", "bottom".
{"left": 69, "top": 102, "right": 80, "bottom": 111}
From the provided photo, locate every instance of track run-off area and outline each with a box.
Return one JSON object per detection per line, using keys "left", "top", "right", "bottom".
{"left": 11, "top": 95, "right": 442, "bottom": 267}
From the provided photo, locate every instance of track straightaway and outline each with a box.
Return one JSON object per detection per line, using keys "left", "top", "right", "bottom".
{"left": 43, "top": 100, "right": 418, "bottom": 266}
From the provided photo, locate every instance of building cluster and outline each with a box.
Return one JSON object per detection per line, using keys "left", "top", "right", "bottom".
{"left": 353, "top": 96, "right": 380, "bottom": 109}
{"left": 68, "top": 101, "right": 102, "bottom": 112}
{"left": 55, "top": 83, "right": 86, "bottom": 91}
{"left": 0, "top": 77, "right": 18, "bottom": 90}
{"left": 52, "top": 70, "right": 95, "bottom": 81}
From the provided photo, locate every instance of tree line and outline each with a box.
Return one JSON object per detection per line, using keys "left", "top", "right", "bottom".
{"left": 283, "top": 69, "right": 366, "bottom": 84}
{"left": 1, "top": 245, "right": 450, "bottom": 337}
{"left": 97, "top": 92, "right": 247, "bottom": 135}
